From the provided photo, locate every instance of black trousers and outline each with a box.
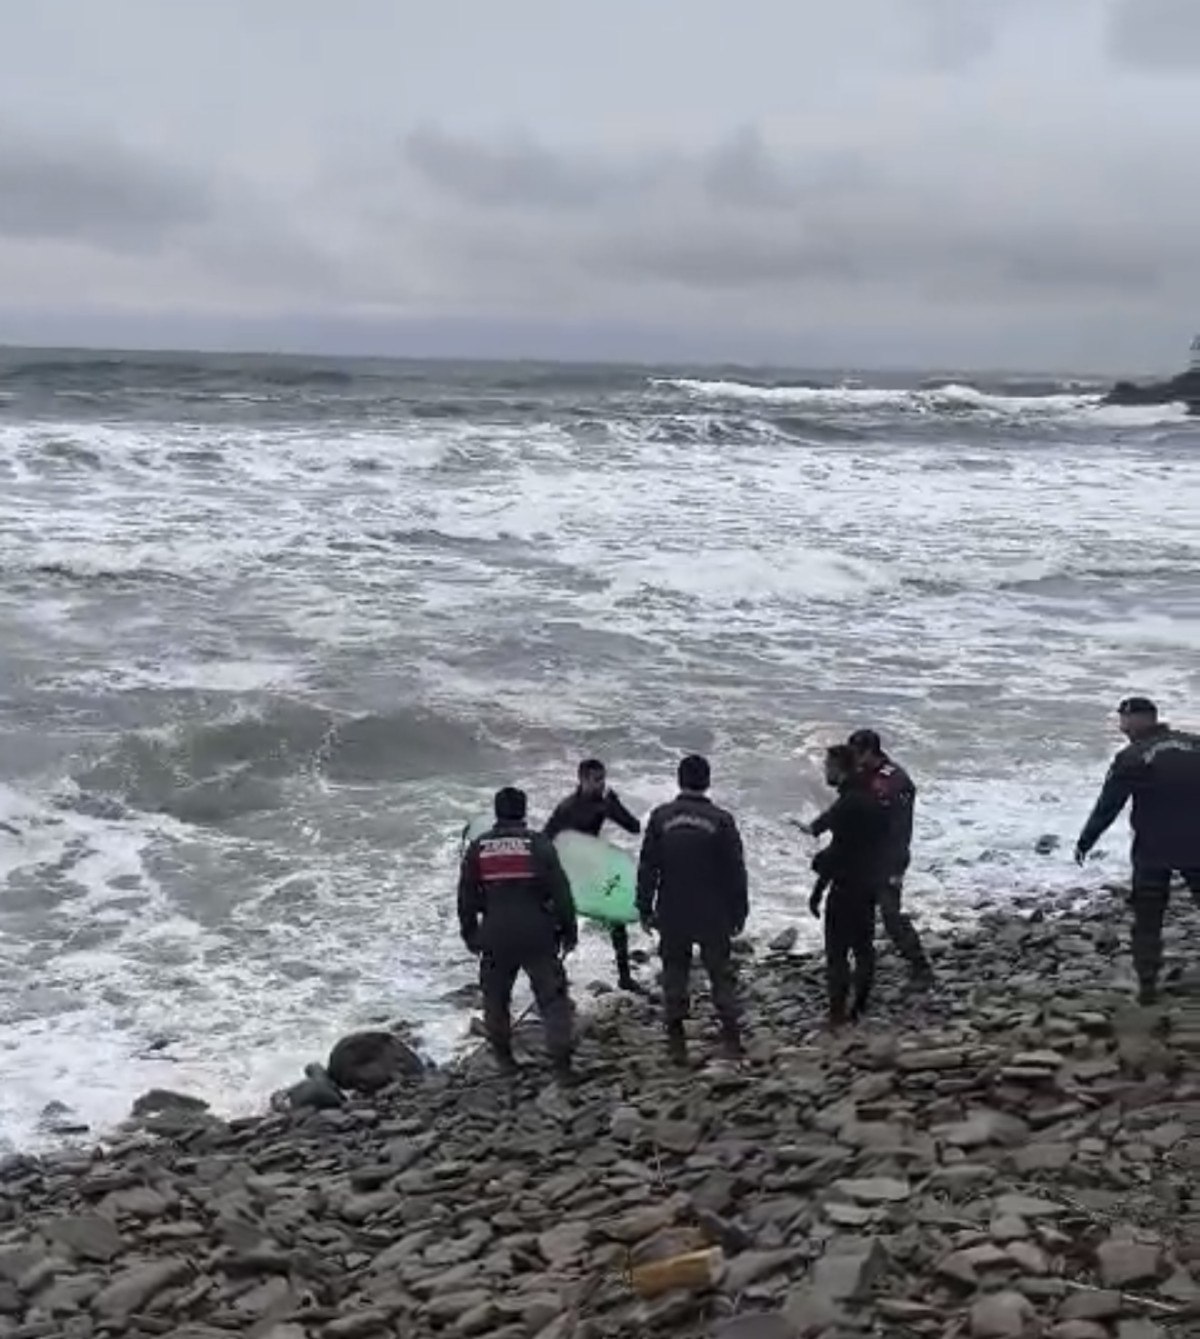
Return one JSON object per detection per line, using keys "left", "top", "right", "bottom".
{"left": 661, "top": 932, "right": 740, "bottom": 1032}
{"left": 877, "top": 879, "right": 930, "bottom": 972}
{"left": 825, "top": 885, "right": 878, "bottom": 1021}
{"left": 611, "top": 923, "right": 633, "bottom": 983}
{"left": 480, "top": 948, "right": 572, "bottom": 1061}
{"left": 1129, "top": 867, "right": 1200, "bottom": 988}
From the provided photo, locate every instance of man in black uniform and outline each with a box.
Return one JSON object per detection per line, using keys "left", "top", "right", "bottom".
{"left": 808, "top": 744, "right": 890, "bottom": 1026}
{"left": 1075, "top": 697, "right": 1200, "bottom": 1005}
{"left": 544, "top": 759, "right": 644, "bottom": 991}
{"left": 458, "top": 786, "right": 577, "bottom": 1078}
{"left": 636, "top": 754, "right": 748, "bottom": 1065}
{"left": 847, "top": 729, "right": 934, "bottom": 988}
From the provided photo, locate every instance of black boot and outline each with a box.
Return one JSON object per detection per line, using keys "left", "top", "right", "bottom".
{"left": 719, "top": 1020, "right": 745, "bottom": 1060}
{"left": 551, "top": 1053, "right": 577, "bottom": 1087}
{"left": 492, "top": 1045, "right": 520, "bottom": 1077}
{"left": 666, "top": 1023, "right": 688, "bottom": 1067}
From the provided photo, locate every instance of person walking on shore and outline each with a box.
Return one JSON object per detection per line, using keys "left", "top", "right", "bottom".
{"left": 458, "top": 786, "right": 578, "bottom": 1079}
{"left": 1075, "top": 697, "right": 1200, "bottom": 1005}
{"left": 808, "top": 744, "right": 891, "bottom": 1026}
{"left": 544, "top": 758, "right": 644, "bottom": 992}
{"left": 636, "top": 754, "right": 748, "bottom": 1066}
{"left": 847, "top": 729, "right": 934, "bottom": 989}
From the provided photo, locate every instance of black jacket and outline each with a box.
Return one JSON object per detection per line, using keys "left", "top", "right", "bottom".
{"left": 543, "top": 788, "right": 641, "bottom": 841}
{"left": 458, "top": 820, "right": 577, "bottom": 956}
{"left": 1078, "top": 725, "right": 1200, "bottom": 869}
{"left": 636, "top": 793, "right": 748, "bottom": 940}
{"left": 858, "top": 755, "right": 916, "bottom": 880}
{"left": 810, "top": 776, "right": 890, "bottom": 891}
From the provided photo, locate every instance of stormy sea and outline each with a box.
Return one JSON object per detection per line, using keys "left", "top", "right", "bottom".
{"left": 0, "top": 347, "right": 1197, "bottom": 1150}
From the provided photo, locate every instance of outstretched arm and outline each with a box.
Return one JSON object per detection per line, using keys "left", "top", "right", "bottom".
{"left": 1077, "top": 759, "right": 1135, "bottom": 856}
{"left": 723, "top": 817, "right": 749, "bottom": 933}
{"left": 605, "top": 790, "right": 642, "bottom": 836}
{"left": 456, "top": 846, "right": 483, "bottom": 949}
{"left": 542, "top": 800, "right": 569, "bottom": 842}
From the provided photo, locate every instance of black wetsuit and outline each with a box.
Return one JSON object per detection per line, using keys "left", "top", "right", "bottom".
{"left": 458, "top": 820, "right": 577, "bottom": 1062}
{"left": 544, "top": 788, "right": 641, "bottom": 986}
{"left": 810, "top": 776, "right": 889, "bottom": 1022}
{"left": 636, "top": 792, "right": 748, "bottom": 1039}
{"left": 1077, "top": 725, "right": 1200, "bottom": 991}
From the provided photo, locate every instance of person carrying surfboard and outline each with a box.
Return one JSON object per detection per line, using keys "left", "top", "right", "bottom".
{"left": 458, "top": 786, "right": 578, "bottom": 1081}
{"left": 544, "top": 759, "right": 645, "bottom": 992}
{"left": 636, "top": 754, "right": 748, "bottom": 1066}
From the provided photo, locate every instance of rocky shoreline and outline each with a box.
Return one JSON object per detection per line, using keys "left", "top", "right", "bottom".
{"left": 2, "top": 885, "right": 1198, "bottom": 1339}
{"left": 1102, "top": 367, "right": 1200, "bottom": 413}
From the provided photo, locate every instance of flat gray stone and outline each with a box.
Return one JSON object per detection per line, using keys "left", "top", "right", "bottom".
{"left": 1095, "top": 1239, "right": 1164, "bottom": 1289}
{"left": 970, "top": 1290, "right": 1037, "bottom": 1338}
{"left": 44, "top": 1215, "right": 124, "bottom": 1263}
{"left": 94, "top": 1258, "right": 190, "bottom": 1320}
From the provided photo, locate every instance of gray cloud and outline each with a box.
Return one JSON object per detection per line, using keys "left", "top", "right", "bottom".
{"left": 0, "top": 0, "right": 1198, "bottom": 369}
{"left": 1108, "top": 0, "right": 1200, "bottom": 69}
{"left": 0, "top": 126, "right": 211, "bottom": 249}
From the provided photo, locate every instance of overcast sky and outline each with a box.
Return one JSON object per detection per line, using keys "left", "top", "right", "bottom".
{"left": 1, "top": 0, "right": 1198, "bottom": 370}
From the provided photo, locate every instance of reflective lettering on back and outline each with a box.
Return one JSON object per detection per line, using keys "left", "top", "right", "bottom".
{"left": 663, "top": 813, "right": 717, "bottom": 835}
{"left": 478, "top": 836, "right": 534, "bottom": 882}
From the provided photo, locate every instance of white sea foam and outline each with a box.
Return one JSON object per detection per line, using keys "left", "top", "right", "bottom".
{"left": 657, "top": 376, "right": 1193, "bottom": 425}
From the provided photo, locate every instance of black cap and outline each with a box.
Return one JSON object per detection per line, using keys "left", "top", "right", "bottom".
{"left": 1117, "top": 697, "right": 1157, "bottom": 717}
{"left": 847, "top": 728, "right": 882, "bottom": 754}
{"left": 494, "top": 786, "right": 527, "bottom": 821}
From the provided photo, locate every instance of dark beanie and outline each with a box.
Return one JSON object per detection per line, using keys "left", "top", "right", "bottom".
{"left": 494, "top": 786, "right": 527, "bottom": 821}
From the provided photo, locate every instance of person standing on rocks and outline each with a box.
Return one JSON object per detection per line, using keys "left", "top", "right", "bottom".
{"left": 636, "top": 754, "right": 748, "bottom": 1065}
{"left": 544, "top": 758, "right": 645, "bottom": 992}
{"left": 808, "top": 744, "right": 890, "bottom": 1027}
{"left": 1075, "top": 696, "right": 1200, "bottom": 1005}
{"left": 846, "top": 728, "right": 934, "bottom": 989}
{"left": 458, "top": 786, "right": 578, "bottom": 1079}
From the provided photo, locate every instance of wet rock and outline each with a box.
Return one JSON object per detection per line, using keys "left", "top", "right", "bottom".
{"left": 130, "top": 1088, "right": 209, "bottom": 1117}
{"left": 1050, "top": 1324, "right": 1110, "bottom": 1339}
{"left": 811, "top": 1237, "right": 888, "bottom": 1301}
{"left": 769, "top": 928, "right": 799, "bottom": 953}
{"left": 1059, "top": 1289, "right": 1125, "bottom": 1320}
{"left": 783, "top": 1285, "right": 841, "bottom": 1337}
{"left": 831, "top": 1176, "right": 910, "bottom": 1204}
{"left": 93, "top": 1258, "right": 190, "bottom": 1320}
{"left": 43, "top": 1215, "right": 124, "bottom": 1263}
{"left": 722, "top": 1249, "right": 803, "bottom": 1295}
{"left": 712, "top": 1315, "right": 797, "bottom": 1339}
{"left": 327, "top": 1030, "right": 424, "bottom": 1092}
{"left": 969, "top": 1290, "right": 1039, "bottom": 1338}
{"left": 1095, "top": 1239, "right": 1164, "bottom": 1288}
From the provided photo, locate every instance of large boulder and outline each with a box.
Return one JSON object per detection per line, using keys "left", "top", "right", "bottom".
{"left": 327, "top": 1030, "right": 425, "bottom": 1093}
{"left": 1103, "top": 367, "right": 1200, "bottom": 412}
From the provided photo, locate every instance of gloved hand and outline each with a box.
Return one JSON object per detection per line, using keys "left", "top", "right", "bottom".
{"left": 462, "top": 929, "right": 481, "bottom": 956}
{"left": 561, "top": 934, "right": 578, "bottom": 957}
{"left": 1073, "top": 843, "right": 1088, "bottom": 867}
{"left": 639, "top": 911, "right": 658, "bottom": 936}
{"left": 731, "top": 918, "right": 746, "bottom": 937}
{"left": 809, "top": 888, "right": 824, "bottom": 919}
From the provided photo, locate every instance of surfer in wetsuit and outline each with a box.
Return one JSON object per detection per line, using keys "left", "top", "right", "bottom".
{"left": 846, "top": 729, "right": 934, "bottom": 989}
{"left": 1075, "top": 697, "right": 1200, "bottom": 1005}
{"left": 458, "top": 786, "right": 577, "bottom": 1080}
{"left": 544, "top": 759, "right": 645, "bottom": 991}
{"left": 808, "top": 745, "right": 890, "bottom": 1027}
{"left": 636, "top": 754, "right": 748, "bottom": 1065}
